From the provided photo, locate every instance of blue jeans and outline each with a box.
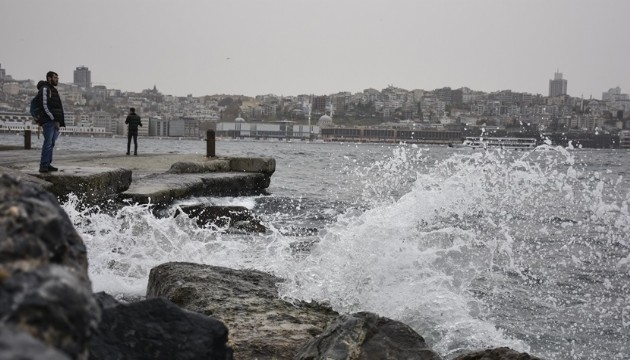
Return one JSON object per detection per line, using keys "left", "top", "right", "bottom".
{"left": 40, "top": 122, "right": 59, "bottom": 169}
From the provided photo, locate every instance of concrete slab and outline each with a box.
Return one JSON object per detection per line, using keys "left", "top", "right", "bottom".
{"left": 0, "top": 149, "right": 275, "bottom": 206}
{"left": 122, "top": 172, "right": 270, "bottom": 205}
{"left": 24, "top": 166, "right": 133, "bottom": 203}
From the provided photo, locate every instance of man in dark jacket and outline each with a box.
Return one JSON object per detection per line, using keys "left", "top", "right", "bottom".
{"left": 39, "top": 71, "right": 65, "bottom": 173}
{"left": 125, "top": 107, "right": 142, "bottom": 155}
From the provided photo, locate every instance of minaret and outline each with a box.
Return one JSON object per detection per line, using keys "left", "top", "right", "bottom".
{"left": 308, "top": 95, "right": 313, "bottom": 141}
{"left": 329, "top": 97, "right": 334, "bottom": 119}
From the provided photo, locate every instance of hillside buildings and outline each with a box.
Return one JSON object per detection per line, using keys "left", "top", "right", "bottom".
{"left": 0, "top": 65, "right": 628, "bottom": 147}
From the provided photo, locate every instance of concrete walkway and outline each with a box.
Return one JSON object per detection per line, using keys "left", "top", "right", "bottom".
{"left": 0, "top": 149, "right": 275, "bottom": 205}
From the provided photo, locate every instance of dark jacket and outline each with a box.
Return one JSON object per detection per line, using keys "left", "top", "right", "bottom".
{"left": 37, "top": 80, "right": 65, "bottom": 127}
{"left": 125, "top": 112, "right": 142, "bottom": 132}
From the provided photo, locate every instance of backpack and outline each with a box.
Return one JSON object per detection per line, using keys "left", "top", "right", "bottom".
{"left": 29, "top": 86, "right": 50, "bottom": 126}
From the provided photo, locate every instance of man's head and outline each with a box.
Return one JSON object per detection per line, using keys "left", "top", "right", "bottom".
{"left": 46, "top": 71, "right": 59, "bottom": 86}
{"left": 130, "top": 107, "right": 135, "bottom": 113}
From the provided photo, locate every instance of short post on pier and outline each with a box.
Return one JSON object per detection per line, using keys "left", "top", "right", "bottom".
{"left": 206, "top": 129, "right": 215, "bottom": 158}
{"left": 24, "top": 130, "right": 31, "bottom": 150}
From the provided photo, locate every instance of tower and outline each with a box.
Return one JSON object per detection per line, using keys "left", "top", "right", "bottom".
{"left": 73, "top": 66, "right": 91, "bottom": 89}
{"left": 548, "top": 70, "right": 567, "bottom": 97}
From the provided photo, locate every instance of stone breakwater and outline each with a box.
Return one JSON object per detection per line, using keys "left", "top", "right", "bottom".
{"left": 0, "top": 151, "right": 543, "bottom": 359}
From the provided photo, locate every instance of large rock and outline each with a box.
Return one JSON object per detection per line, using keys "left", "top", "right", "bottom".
{"left": 0, "top": 265, "right": 98, "bottom": 360}
{"left": 0, "top": 174, "right": 99, "bottom": 359}
{"left": 0, "top": 324, "right": 72, "bottom": 360}
{"left": 175, "top": 204, "right": 266, "bottom": 233}
{"left": 453, "top": 347, "right": 542, "bottom": 360}
{"left": 146, "top": 262, "right": 338, "bottom": 359}
{"left": 89, "top": 293, "right": 233, "bottom": 360}
{"left": 0, "top": 174, "right": 90, "bottom": 275}
{"left": 295, "top": 312, "right": 442, "bottom": 360}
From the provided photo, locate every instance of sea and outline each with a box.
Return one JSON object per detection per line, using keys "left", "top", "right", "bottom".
{"left": 2, "top": 133, "right": 629, "bottom": 360}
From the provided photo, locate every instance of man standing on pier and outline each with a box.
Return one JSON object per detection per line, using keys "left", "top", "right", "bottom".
{"left": 125, "top": 107, "right": 142, "bottom": 155}
{"left": 38, "top": 71, "right": 65, "bottom": 173}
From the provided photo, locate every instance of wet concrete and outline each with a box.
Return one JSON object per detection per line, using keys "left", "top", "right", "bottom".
{"left": 0, "top": 149, "right": 275, "bottom": 205}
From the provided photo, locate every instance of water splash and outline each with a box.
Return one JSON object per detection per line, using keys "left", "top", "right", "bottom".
{"left": 272, "top": 145, "right": 630, "bottom": 358}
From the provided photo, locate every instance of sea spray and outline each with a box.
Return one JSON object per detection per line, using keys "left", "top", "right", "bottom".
{"left": 274, "top": 146, "right": 537, "bottom": 355}
{"left": 272, "top": 145, "right": 630, "bottom": 359}
{"left": 62, "top": 196, "right": 284, "bottom": 296}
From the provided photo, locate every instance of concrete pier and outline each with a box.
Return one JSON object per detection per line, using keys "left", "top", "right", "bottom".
{"left": 0, "top": 149, "right": 275, "bottom": 206}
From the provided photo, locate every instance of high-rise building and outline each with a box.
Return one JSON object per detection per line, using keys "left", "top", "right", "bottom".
{"left": 548, "top": 70, "right": 567, "bottom": 97}
{"left": 312, "top": 96, "right": 327, "bottom": 114}
{"left": 73, "top": 66, "right": 91, "bottom": 89}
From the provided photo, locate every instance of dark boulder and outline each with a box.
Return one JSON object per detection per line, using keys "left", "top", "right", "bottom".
{"left": 0, "top": 265, "right": 99, "bottom": 359}
{"left": 0, "top": 324, "right": 72, "bottom": 360}
{"left": 295, "top": 311, "right": 442, "bottom": 360}
{"left": 0, "top": 174, "right": 99, "bottom": 359}
{"left": 175, "top": 204, "right": 266, "bottom": 233}
{"left": 453, "top": 347, "right": 542, "bottom": 360}
{"left": 0, "top": 174, "right": 90, "bottom": 276}
{"left": 88, "top": 296, "right": 233, "bottom": 360}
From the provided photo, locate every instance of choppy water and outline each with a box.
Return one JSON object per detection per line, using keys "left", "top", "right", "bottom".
{"left": 3, "top": 134, "right": 629, "bottom": 359}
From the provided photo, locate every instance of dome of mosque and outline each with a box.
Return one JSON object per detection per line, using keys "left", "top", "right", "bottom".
{"left": 235, "top": 117, "right": 245, "bottom": 122}
{"left": 318, "top": 114, "right": 333, "bottom": 127}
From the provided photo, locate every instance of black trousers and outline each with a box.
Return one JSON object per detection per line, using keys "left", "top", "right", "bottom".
{"left": 127, "top": 129, "right": 138, "bottom": 154}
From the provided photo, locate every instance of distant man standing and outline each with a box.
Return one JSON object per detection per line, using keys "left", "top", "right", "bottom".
{"left": 125, "top": 107, "right": 142, "bottom": 155}
{"left": 38, "top": 71, "right": 65, "bottom": 173}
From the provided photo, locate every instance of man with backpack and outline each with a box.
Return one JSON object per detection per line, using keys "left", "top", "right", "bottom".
{"left": 37, "top": 71, "right": 65, "bottom": 173}
{"left": 125, "top": 107, "right": 142, "bottom": 155}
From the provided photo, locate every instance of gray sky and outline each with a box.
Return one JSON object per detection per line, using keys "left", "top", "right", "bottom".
{"left": 2, "top": 0, "right": 629, "bottom": 98}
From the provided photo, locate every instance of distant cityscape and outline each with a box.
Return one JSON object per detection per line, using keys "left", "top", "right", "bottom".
{"left": 1, "top": 64, "right": 629, "bottom": 148}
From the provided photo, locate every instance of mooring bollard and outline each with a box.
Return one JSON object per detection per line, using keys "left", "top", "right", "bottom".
{"left": 206, "top": 129, "right": 215, "bottom": 157}
{"left": 24, "top": 130, "right": 31, "bottom": 150}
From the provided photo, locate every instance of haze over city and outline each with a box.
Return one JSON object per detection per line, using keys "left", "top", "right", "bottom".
{"left": 2, "top": 0, "right": 629, "bottom": 98}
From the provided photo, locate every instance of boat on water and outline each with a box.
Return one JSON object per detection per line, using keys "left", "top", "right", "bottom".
{"left": 450, "top": 137, "right": 538, "bottom": 150}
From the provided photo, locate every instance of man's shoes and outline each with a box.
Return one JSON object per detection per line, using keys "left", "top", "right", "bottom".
{"left": 39, "top": 167, "right": 49, "bottom": 173}
{"left": 126, "top": 152, "right": 130, "bottom": 155}
{"left": 134, "top": 152, "right": 137, "bottom": 156}
{"left": 47, "top": 165, "right": 58, "bottom": 172}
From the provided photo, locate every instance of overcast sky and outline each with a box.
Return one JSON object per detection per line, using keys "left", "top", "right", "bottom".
{"left": 2, "top": 0, "right": 629, "bottom": 98}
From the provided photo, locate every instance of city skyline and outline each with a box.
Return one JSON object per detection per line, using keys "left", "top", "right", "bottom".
{"left": 2, "top": 0, "right": 629, "bottom": 98}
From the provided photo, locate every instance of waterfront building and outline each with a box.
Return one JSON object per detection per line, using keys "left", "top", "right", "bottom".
{"left": 148, "top": 117, "right": 169, "bottom": 137}
{"left": 320, "top": 125, "right": 461, "bottom": 144}
{"left": 549, "top": 70, "right": 567, "bottom": 97}
{"left": 169, "top": 117, "right": 199, "bottom": 138}
{"left": 215, "top": 121, "right": 320, "bottom": 140}
{"left": 619, "top": 130, "right": 630, "bottom": 148}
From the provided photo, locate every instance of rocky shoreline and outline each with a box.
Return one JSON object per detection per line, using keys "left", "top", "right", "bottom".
{"left": 0, "top": 173, "right": 543, "bottom": 359}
